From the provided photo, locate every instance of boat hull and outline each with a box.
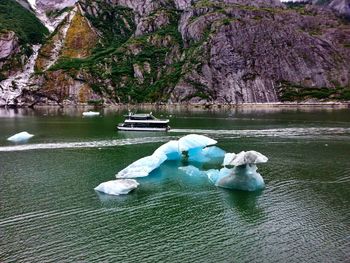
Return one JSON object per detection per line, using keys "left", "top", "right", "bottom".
{"left": 117, "top": 126, "right": 169, "bottom": 132}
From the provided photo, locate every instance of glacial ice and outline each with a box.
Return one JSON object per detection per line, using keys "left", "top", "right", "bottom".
{"left": 223, "top": 153, "right": 236, "bottom": 166}
{"left": 97, "top": 134, "right": 268, "bottom": 195}
{"left": 94, "top": 179, "right": 139, "bottom": 195}
{"left": 202, "top": 146, "right": 226, "bottom": 159}
{"left": 214, "top": 164, "right": 265, "bottom": 192}
{"left": 207, "top": 167, "right": 232, "bottom": 184}
{"left": 116, "top": 154, "right": 167, "bottom": 178}
{"left": 7, "top": 132, "right": 34, "bottom": 142}
{"left": 188, "top": 146, "right": 225, "bottom": 163}
{"left": 82, "top": 111, "right": 100, "bottom": 117}
{"left": 179, "top": 165, "right": 206, "bottom": 177}
{"left": 116, "top": 134, "right": 217, "bottom": 179}
{"left": 224, "top": 151, "right": 268, "bottom": 166}
{"left": 153, "top": 140, "right": 181, "bottom": 160}
{"left": 178, "top": 134, "right": 217, "bottom": 151}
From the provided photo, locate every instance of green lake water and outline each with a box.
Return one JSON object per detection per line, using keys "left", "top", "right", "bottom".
{"left": 0, "top": 106, "right": 349, "bottom": 262}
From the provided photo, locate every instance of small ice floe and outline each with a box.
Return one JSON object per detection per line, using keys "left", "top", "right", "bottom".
{"left": 7, "top": 132, "right": 34, "bottom": 142}
{"left": 82, "top": 111, "right": 100, "bottom": 117}
{"left": 94, "top": 179, "right": 139, "bottom": 195}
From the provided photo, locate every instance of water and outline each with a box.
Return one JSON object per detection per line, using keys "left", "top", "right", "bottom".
{"left": 0, "top": 107, "right": 349, "bottom": 262}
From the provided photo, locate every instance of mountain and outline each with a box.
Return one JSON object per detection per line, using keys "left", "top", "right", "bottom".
{"left": 0, "top": 0, "right": 350, "bottom": 106}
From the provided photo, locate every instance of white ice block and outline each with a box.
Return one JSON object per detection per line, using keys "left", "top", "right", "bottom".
{"left": 82, "top": 111, "right": 100, "bottom": 117}
{"left": 116, "top": 154, "right": 167, "bottom": 178}
{"left": 94, "top": 179, "right": 139, "bottom": 195}
{"left": 7, "top": 132, "right": 34, "bottom": 142}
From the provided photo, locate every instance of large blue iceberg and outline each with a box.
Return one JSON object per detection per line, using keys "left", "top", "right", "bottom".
{"left": 116, "top": 134, "right": 217, "bottom": 179}
{"left": 95, "top": 134, "right": 268, "bottom": 196}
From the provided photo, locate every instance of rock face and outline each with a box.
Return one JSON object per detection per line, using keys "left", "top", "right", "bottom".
{"left": 282, "top": 0, "right": 350, "bottom": 17}
{"left": 328, "top": 0, "right": 350, "bottom": 17}
{"left": 0, "top": 32, "right": 20, "bottom": 60}
{"left": 1, "top": 0, "right": 350, "bottom": 106}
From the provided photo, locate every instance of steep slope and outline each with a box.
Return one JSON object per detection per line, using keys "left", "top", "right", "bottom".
{"left": 1, "top": 0, "right": 350, "bottom": 106}
{"left": 282, "top": 0, "right": 350, "bottom": 17}
{"left": 0, "top": 0, "right": 48, "bottom": 106}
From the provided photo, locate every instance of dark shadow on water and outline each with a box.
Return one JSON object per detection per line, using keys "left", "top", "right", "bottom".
{"left": 95, "top": 190, "right": 140, "bottom": 206}
{"left": 221, "top": 188, "right": 266, "bottom": 223}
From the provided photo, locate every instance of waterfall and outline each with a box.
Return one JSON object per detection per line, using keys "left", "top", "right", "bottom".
{"left": 0, "top": 44, "right": 41, "bottom": 107}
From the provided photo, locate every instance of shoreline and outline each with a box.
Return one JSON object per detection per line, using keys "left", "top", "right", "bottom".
{"left": 24, "top": 102, "right": 350, "bottom": 109}
{"left": 1, "top": 102, "right": 350, "bottom": 110}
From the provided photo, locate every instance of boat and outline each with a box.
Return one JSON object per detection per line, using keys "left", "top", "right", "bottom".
{"left": 117, "top": 112, "right": 170, "bottom": 132}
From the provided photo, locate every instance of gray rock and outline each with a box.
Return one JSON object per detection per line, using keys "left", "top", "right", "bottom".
{"left": 0, "top": 32, "right": 20, "bottom": 60}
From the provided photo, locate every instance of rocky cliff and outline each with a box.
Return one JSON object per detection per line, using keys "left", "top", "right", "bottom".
{"left": 0, "top": 0, "right": 350, "bottom": 106}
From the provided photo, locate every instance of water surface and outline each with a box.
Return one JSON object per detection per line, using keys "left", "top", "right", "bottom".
{"left": 0, "top": 107, "right": 349, "bottom": 262}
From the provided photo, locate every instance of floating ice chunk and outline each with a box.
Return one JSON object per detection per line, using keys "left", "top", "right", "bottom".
{"left": 178, "top": 134, "right": 217, "bottom": 152}
{"left": 223, "top": 153, "right": 236, "bottom": 166}
{"left": 153, "top": 140, "right": 181, "bottom": 160}
{"left": 82, "top": 111, "right": 100, "bottom": 117}
{"left": 215, "top": 164, "right": 265, "bottom": 191}
{"left": 116, "top": 154, "right": 167, "bottom": 178}
{"left": 94, "top": 179, "right": 139, "bottom": 195}
{"left": 7, "top": 132, "right": 34, "bottom": 142}
{"left": 179, "top": 165, "right": 206, "bottom": 177}
{"left": 225, "top": 151, "right": 268, "bottom": 166}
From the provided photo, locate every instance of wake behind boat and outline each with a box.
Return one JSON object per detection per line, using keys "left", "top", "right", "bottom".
{"left": 117, "top": 112, "right": 170, "bottom": 132}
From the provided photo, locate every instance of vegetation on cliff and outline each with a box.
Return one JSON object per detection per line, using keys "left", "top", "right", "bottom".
{"left": 0, "top": 0, "right": 48, "bottom": 45}
{"left": 1, "top": 0, "right": 350, "bottom": 106}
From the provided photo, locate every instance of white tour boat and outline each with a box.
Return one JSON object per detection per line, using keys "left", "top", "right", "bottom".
{"left": 117, "top": 112, "right": 170, "bottom": 132}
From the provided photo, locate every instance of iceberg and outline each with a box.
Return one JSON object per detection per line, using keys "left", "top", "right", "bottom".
{"left": 116, "top": 134, "right": 218, "bottom": 179}
{"left": 94, "top": 179, "right": 139, "bottom": 195}
{"left": 215, "top": 164, "right": 265, "bottom": 192}
{"left": 178, "top": 134, "right": 217, "bottom": 151}
{"left": 107, "top": 134, "right": 268, "bottom": 194}
{"left": 7, "top": 132, "right": 34, "bottom": 142}
{"left": 116, "top": 154, "right": 167, "bottom": 178}
{"left": 82, "top": 111, "right": 100, "bottom": 117}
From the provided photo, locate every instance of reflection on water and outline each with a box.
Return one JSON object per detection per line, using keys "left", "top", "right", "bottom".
{"left": 221, "top": 190, "right": 266, "bottom": 223}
